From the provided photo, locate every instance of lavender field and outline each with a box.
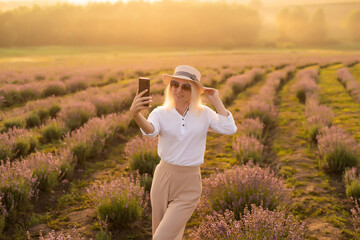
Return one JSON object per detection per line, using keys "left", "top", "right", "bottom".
{"left": 1, "top": 48, "right": 360, "bottom": 239}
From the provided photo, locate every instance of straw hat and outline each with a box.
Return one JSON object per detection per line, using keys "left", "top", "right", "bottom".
{"left": 162, "top": 65, "right": 205, "bottom": 94}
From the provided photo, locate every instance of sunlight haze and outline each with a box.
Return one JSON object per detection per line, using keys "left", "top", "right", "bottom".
{"left": 67, "top": 0, "right": 156, "bottom": 4}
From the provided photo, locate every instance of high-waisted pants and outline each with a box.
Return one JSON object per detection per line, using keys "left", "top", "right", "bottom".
{"left": 150, "top": 160, "right": 202, "bottom": 240}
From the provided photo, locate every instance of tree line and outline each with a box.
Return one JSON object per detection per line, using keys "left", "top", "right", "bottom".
{"left": 0, "top": 1, "right": 359, "bottom": 48}
{"left": 0, "top": 1, "right": 260, "bottom": 47}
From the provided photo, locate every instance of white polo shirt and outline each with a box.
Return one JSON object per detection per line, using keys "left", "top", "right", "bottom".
{"left": 140, "top": 105, "right": 237, "bottom": 166}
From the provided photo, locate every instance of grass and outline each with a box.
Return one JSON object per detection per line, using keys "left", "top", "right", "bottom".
{"left": 318, "top": 64, "right": 360, "bottom": 141}
{"left": 272, "top": 66, "right": 355, "bottom": 238}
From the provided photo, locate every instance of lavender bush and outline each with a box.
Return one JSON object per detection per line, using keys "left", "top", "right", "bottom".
{"left": 316, "top": 126, "right": 359, "bottom": 173}
{"left": 292, "top": 68, "right": 319, "bottom": 104}
{"left": 232, "top": 135, "right": 264, "bottom": 164}
{"left": 25, "top": 112, "right": 41, "bottom": 128}
{"left": 64, "top": 113, "right": 129, "bottom": 164}
{"left": 21, "top": 149, "right": 76, "bottom": 192}
{"left": 0, "top": 159, "right": 37, "bottom": 216}
{"left": 0, "top": 127, "right": 38, "bottom": 161}
{"left": 42, "top": 81, "right": 66, "bottom": 97}
{"left": 337, "top": 67, "right": 360, "bottom": 102}
{"left": 3, "top": 117, "right": 25, "bottom": 131}
{"left": 236, "top": 117, "right": 264, "bottom": 140}
{"left": 58, "top": 101, "right": 97, "bottom": 131}
{"left": 243, "top": 99, "right": 276, "bottom": 128}
{"left": 40, "top": 119, "right": 66, "bottom": 143}
{"left": 87, "top": 174, "right": 149, "bottom": 228}
{"left": 344, "top": 167, "right": 360, "bottom": 201}
{"left": 124, "top": 135, "right": 160, "bottom": 176}
{"left": 190, "top": 206, "right": 306, "bottom": 240}
{"left": 305, "top": 102, "right": 334, "bottom": 144}
{"left": 199, "top": 163, "right": 292, "bottom": 220}
{"left": 228, "top": 68, "right": 264, "bottom": 96}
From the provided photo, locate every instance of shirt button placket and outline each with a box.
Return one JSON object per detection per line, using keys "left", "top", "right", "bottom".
{"left": 181, "top": 117, "right": 185, "bottom": 135}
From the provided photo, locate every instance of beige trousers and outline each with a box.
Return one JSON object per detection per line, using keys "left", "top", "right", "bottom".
{"left": 150, "top": 160, "right": 202, "bottom": 240}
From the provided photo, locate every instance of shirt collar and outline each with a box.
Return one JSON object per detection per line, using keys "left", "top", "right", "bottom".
{"left": 173, "top": 103, "right": 190, "bottom": 117}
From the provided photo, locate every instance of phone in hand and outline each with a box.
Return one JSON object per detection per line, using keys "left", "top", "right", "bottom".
{"left": 139, "top": 77, "right": 150, "bottom": 107}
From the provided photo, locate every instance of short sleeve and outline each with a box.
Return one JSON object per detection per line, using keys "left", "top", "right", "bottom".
{"left": 140, "top": 108, "right": 160, "bottom": 138}
{"left": 207, "top": 106, "right": 237, "bottom": 135}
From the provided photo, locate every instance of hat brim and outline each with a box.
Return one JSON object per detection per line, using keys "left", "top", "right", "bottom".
{"left": 162, "top": 74, "right": 205, "bottom": 94}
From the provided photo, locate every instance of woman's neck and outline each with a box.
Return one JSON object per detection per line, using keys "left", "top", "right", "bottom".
{"left": 175, "top": 102, "right": 190, "bottom": 116}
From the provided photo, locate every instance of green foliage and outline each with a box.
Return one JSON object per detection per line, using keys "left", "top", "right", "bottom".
{"left": 2, "top": 90, "right": 21, "bottom": 106}
{"left": 346, "top": 181, "right": 360, "bottom": 200}
{"left": 244, "top": 110, "right": 275, "bottom": 128}
{"left": 235, "top": 150, "right": 263, "bottom": 165}
{"left": 296, "top": 89, "right": 306, "bottom": 104}
{"left": 1, "top": 184, "right": 31, "bottom": 217}
{"left": 307, "top": 124, "right": 321, "bottom": 144}
{"left": 37, "top": 108, "right": 49, "bottom": 122}
{"left": 26, "top": 112, "right": 41, "bottom": 128}
{"left": 34, "top": 169, "right": 59, "bottom": 192}
{"left": 12, "top": 135, "right": 38, "bottom": 160}
{"left": 13, "top": 135, "right": 38, "bottom": 159}
{"left": 64, "top": 110, "right": 93, "bottom": 131}
{"left": 20, "top": 88, "right": 40, "bottom": 102}
{"left": 41, "top": 122, "right": 65, "bottom": 143}
{"left": 322, "top": 148, "right": 358, "bottom": 174}
{"left": 96, "top": 228, "right": 112, "bottom": 240}
{"left": 0, "top": 215, "right": 5, "bottom": 236}
{"left": 140, "top": 174, "right": 153, "bottom": 193}
{"left": 71, "top": 144, "right": 91, "bottom": 164}
{"left": 3, "top": 118, "right": 25, "bottom": 131}
{"left": 129, "top": 151, "right": 160, "bottom": 176}
{"left": 97, "top": 196, "right": 142, "bottom": 228}
{"left": 48, "top": 104, "right": 61, "bottom": 118}
{"left": 42, "top": 84, "right": 66, "bottom": 97}
{"left": 66, "top": 80, "right": 88, "bottom": 93}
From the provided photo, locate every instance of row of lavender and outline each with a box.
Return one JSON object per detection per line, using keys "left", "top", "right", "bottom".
{"left": 336, "top": 65, "right": 360, "bottom": 235}
{"left": 0, "top": 66, "right": 177, "bottom": 235}
{"left": 0, "top": 67, "right": 168, "bottom": 235}
{"left": 0, "top": 84, "right": 136, "bottom": 162}
{"left": 189, "top": 65, "right": 309, "bottom": 239}
{"left": 0, "top": 67, "right": 164, "bottom": 109}
{"left": 293, "top": 67, "right": 360, "bottom": 235}
{"left": 0, "top": 65, "right": 237, "bottom": 163}
{"left": 0, "top": 110, "right": 134, "bottom": 235}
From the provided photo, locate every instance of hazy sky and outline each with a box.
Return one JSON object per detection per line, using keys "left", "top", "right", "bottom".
{"left": 67, "top": 0, "right": 157, "bottom": 4}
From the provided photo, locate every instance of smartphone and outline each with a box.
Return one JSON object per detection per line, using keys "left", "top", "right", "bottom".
{"left": 139, "top": 77, "right": 150, "bottom": 107}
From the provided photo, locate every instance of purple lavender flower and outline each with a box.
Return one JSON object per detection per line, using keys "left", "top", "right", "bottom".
{"left": 199, "top": 163, "right": 292, "bottom": 220}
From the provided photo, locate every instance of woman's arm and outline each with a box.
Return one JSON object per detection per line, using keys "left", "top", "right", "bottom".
{"left": 130, "top": 88, "right": 155, "bottom": 134}
{"left": 132, "top": 112, "right": 155, "bottom": 134}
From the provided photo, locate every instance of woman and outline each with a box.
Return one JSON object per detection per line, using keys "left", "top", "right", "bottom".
{"left": 130, "top": 65, "right": 237, "bottom": 240}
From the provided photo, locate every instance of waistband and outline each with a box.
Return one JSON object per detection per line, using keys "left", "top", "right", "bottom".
{"left": 159, "top": 160, "right": 200, "bottom": 174}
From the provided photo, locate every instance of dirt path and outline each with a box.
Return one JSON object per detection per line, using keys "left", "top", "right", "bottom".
{"left": 272, "top": 67, "right": 355, "bottom": 240}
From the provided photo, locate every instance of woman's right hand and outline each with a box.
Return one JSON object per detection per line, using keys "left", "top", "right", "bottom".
{"left": 130, "top": 89, "right": 152, "bottom": 117}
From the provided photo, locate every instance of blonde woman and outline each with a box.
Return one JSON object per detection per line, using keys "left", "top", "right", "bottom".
{"left": 130, "top": 65, "right": 237, "bottom": 240}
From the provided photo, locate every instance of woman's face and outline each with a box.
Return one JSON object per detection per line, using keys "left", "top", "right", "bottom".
{"left": 170, "top": 78, "right": 192, "bottom": 106}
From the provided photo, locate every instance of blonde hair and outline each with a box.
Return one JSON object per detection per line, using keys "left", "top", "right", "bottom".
{"left": 163, "top": 80, "right": 204, "bottom": 116}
